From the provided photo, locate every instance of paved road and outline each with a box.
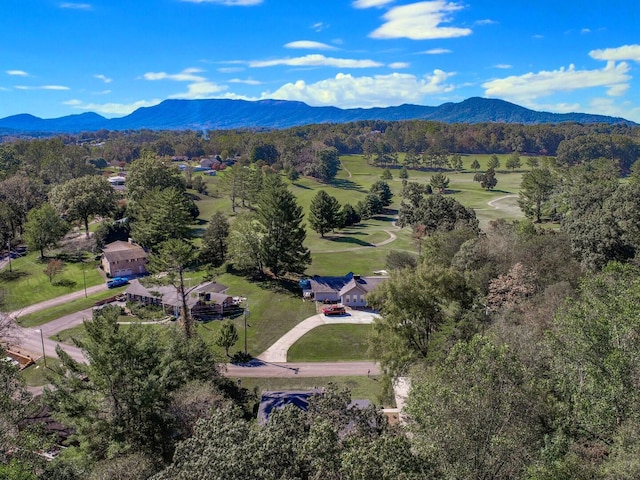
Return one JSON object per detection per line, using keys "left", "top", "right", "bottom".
{"left": 258, "top": 310, "right": 379, "bottom": 362}
{"left": 225, "top": 360, "right": 380, "bottom": 378}
{"left": 11, "top": 306, "right": 93, "bottom": 363}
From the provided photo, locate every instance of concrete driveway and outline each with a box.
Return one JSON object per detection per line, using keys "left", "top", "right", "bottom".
{"left": 257, "top": 309, "right": 379, "bottom": 363}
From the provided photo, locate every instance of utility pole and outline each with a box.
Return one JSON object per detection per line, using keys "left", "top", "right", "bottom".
{"left": 39, "top": 329, "right": 47, "bottom": 368}
{"left": 244, "top": 299, "right": 248, "bottom": 355}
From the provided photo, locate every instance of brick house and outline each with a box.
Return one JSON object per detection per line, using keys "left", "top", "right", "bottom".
{"left": 101, "top": 240, "right": 148, "bottom": 278}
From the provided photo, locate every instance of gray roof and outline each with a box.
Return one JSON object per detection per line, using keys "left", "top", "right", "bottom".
{"left": 102, "top": 241, "right": 147, "bottom": 263}
{"left": 310, "top": 272, "right": 387, "bottom": 296}
{"left": 125, "top": 279, "right": 230, "bottom": 308}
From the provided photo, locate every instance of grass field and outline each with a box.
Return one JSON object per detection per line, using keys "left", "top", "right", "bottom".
{"left": 287, "top": 324, "right": 373, "bottom": 362}
{"left": 0, "top": 252, "right": 104, "bottom": 311}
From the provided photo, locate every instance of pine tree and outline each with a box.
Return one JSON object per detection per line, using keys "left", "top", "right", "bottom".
{"left": 309, "top": 190, "right": 341, "bottom": 237}
{"left": 257, "top": 175, "right": 311, "bottom": 276}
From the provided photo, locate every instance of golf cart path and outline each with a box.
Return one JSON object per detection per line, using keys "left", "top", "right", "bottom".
{"left": 258, "top": 310, "right": 379, "bottom": 363}
{"left": 311, "top": 226, "right": 399, "bottom": 254}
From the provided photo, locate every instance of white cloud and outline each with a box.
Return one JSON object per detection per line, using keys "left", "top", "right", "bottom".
{"left": 284, "top": 41, "right": 337, "bottom": 51}
{"left": 15, "top": 85, "right": 70, "bottom": 90}
{"left": 589, "top": 44, "right": 640, "bottom": 63}
{"left": 63, "top": 98, "right": 162, "bottom": 116}
{"left": 250, "top": 54, "right": 383, "bottom": 68}
{"left": 229, "top": 78, "right": 262, "bottom": 85}
{"left": 311, "top": 22, "right": 328, "bottom": 32}
{"left": 352, "top": 0, "right": 394, "bottom": 8}
{"left": 217, "top": 66, "right": 244, "bottom": 73}
{"left": 263, "top": 70, "right": 455, "bottom": 108}
{"left": 421, "top": 48, "right": 451, "bottom": 54}
{"left": 59, "top": 3, "right": 92, "bottom": 9}
{"left": 143, "top": 68, "right": 205, "bottom": 82}
{"left": 532, "top": 34, "right": 544, "bottom": 39}
{"left": 370, "top": 1, "right": 472, "bottom": 40}
{"left": 180, "top": 0, "right": 262, "bottom": 5}
{"left": 483, "top": 61, "right": 631, "bottom": 104}
{"left": 493, "top": 64, "right": 512, "bottom": 69}
{"left": 94, "top": 74, "right": 112, "bottom": 83}
{"left": 388, "top": 62, "right": 410, "bottom": 68}
{"left": 581, "top": 28, "right": 591, "bottom": 34}
{"left": 6, "top": 70, "right": 28, "bottom": 76}
{"left": 475, "top": 19, "right": 497, "bottom": 26}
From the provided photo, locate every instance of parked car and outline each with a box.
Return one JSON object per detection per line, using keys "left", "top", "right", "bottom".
{"left": 322, "top": 304, "right": 346, "bottom": 316}
{"left": 107, "top": 277, "right": 129, "bottom": 289}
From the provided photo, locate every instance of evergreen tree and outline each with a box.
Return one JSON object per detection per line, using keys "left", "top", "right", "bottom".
{"left": 505, "top": 152, "right": 522, "bottom": 171}
{"left": 200, "top": 211, "right": 230, "bottom": 267}
{"left": 129, "top": 187, "right": 193, "bottom": 249}
{"left": 308, "top": 190, "right": 341, "bottom": 237}
{"left": 215, "top": 321, "right": 239, "bottom": 357}
{"left": 256, "top": 175, "right": 311, "bottom": 276}
{"left": 369, "top": 180, "right": 393, "bottom": 207}
{"left": 471, "top": 159, "right": 481, "bottom": 172}
{"left": 487, "top": 154, "right": 501, "bottom": 170}
{"left": 430, "top": 172, "right": 450, "bottom": 194}
{"left": 340, "top": 203, "right": 361, "bottom": 228}
{"left": 380, "top": 168, "right": 393, "bottom": 180}
{"left": 518, "top": 167, "right": 556, "bottom": 222}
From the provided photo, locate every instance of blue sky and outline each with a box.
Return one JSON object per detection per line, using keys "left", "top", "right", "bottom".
{"left": 1, "top": 0, "right": 639, "bottom": 121}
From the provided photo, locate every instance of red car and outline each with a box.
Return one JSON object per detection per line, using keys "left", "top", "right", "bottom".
{"left": 322, "top": 304, "right": 346, "bottom": 316}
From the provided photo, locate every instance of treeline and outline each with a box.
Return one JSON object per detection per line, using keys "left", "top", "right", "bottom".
{"left": 2, "top": 121, "right": 640, "bottom": 176}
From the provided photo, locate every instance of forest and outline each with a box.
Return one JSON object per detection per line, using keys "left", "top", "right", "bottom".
{"left": 2, "top": 119, "right": 640, "bottom": 479}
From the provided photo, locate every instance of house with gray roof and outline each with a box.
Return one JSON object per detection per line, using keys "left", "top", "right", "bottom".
{"left": 302, "top": 272, "right": 387, "bottom": 308}
{"left": 125, "top": 279, "right": 232, "bottom": 320}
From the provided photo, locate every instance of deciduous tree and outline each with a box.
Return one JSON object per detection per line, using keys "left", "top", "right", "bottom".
{"left": 23, "top": 204, "right": 69, "bottom": 259}
{"left": 215, "top": 321, "right": 238, "bottom": 357}
{"left": 49, "top": 175, "right": 118, "bottom": 237}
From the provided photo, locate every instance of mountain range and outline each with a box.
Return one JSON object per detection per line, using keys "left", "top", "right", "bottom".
{"left": 0, "top": 97, "right": 635, "bottom": 134}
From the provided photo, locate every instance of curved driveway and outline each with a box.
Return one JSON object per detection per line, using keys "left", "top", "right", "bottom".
{"left": 258, "top": 309, "right": 379, "bottom": 363}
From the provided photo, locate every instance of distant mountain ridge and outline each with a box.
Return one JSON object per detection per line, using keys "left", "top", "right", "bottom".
{"left": 0, "top": 97, "right": 635, "bottom": 134}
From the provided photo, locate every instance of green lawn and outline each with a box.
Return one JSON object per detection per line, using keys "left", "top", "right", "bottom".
{"left": 21, "top": 357, "right": 62, "bottom": 387}
{"left": 0, "top": 252, "right": 104, "bottom": 311}
{"left": 17, "top": 286, "right": 127, "bottom": 327}
{"left": 287, "top": 324, "right": 373, "bottom": 362}
{"left": 196, "top": 273, "right": 316, "bottom": 358}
